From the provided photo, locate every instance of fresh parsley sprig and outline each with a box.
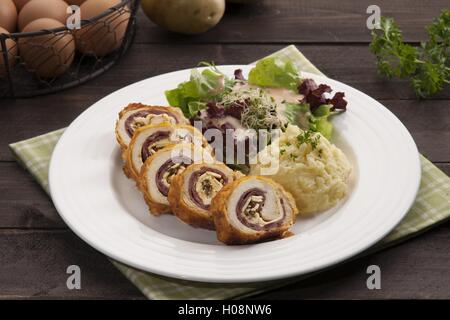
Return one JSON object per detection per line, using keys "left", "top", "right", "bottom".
{"left": 370, "top": 10, "right": 449, "bottom": 98}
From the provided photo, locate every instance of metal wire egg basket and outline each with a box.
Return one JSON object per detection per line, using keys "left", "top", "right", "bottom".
{"left": 0, "top": 0, "right": 139, "bottom": 98}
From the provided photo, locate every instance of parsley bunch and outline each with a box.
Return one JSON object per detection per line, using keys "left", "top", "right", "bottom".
{"left": 370, "top": 10, "right": 449, "bottom": 98}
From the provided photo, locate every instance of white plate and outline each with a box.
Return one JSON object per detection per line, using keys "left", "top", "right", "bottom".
{"left": 49, "top": 66, "right": 421, "bottom": 283}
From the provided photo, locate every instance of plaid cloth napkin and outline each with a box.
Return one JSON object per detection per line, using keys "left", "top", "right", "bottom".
{"left": 9, "top": 45, "right": 450, "bottom": 300}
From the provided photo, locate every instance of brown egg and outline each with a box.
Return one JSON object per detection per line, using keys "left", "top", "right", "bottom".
{"left": 0, "top": 26, "right": 18, "bottom": 77}
{"left": 75, "top": 0, "right": 130, "bottom": 56}
{"left": 19, "top": 18, "right": 75, "bottom": 78}
{"left": 13, "top": 0, "right": 32, "bottom": 12}
{"left": 66, "top": 0, "right": 86, "bottom": 5}
{"left": 18, "top": 0, "right": 69, "bottom": 31}
{"left": 0, "top": 0, "right": 18, "bottom": 33}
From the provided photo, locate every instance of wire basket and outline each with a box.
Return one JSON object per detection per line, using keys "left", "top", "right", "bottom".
{"left": 0, "top": 0, "right": 139, "bottom": 98}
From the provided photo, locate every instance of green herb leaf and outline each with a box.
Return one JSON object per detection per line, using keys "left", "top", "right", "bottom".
{"left": 296, "top": 130, "right": 321, "bottom": 150}
{"left": 370, "top": 11, "right": 449, "bottom": 98}
{"left": 248, "top": 57, "right": 302, "bottom": 91}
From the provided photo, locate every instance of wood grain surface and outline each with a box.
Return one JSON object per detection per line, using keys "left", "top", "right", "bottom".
{"left": 0, "top": 0, "right": 449, "bottom": 299}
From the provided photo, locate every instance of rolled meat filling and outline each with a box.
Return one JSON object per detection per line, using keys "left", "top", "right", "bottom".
{"left": 211, "top": 176, "right": 297, "bottom": 245}
{"left": 188, "top": 168, "right": 228, "bottom": 210}
{"left": 127, "top": 123, "right": 210, "bottom": 180}
{"left": 236, "top": 188, "right": 285, "bottom": 231}
{"left": 139, "top": 143, "right": 215, "bottom": 216}
{"left": 125, "top": 110, "right": 178, "bottom": 138}
{"left": 141, "top": 131, "right": 171, "bottom": 163}
{"left": 116, "top": 104, "right": 189, "bottom": 150}
{"left": 156, "top": 157, "right": 192, "bottom": 196}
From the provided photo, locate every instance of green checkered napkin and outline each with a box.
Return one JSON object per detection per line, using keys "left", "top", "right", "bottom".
{"left": 9, "top": 46, "right": 450, "bottom": 300}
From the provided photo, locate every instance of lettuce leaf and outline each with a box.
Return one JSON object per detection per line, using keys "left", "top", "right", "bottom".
{"left": 284, "top": 102, "right": 308, "bottom": 124}
{"left": 248, "top": 57, "right": 301, "bottom": 91}
{"left": 308, "top": 104, "right": 336, "bottom": 140}
{"left": 165, "top": 67, "right": 234, "bottom": 118}
{"left": 284, "top": 103, "right": 337, "bottom": 140}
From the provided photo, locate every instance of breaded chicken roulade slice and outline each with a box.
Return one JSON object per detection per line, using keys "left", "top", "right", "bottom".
{"left": 211, "top": 176, "right": 298, "bottom": 245}
{"left": 168, "top": 163, "right": 244, "bottom": 230}
{"left": 115, "top": 103, "right": 189, "bottom": 150}
{"left": 125, "top": 123, "right": 211, "bottom": 180}
{"left": 139, "top": 143, "right": 215, "bottom": 216}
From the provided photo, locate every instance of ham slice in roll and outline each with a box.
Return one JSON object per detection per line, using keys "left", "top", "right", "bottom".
{"left": 125, "top": 123, "right": 210, "bottom": 180}
{"left": 139, "top": 143, "right": 215, "bottom": 215}
{"left": 211, "top": 176, "right": 297, "bottom": 245}
{"left": 168, "top": 163, "right": 244, "bottom": 230}
{"left": 115, "top": 103, "right": 189, "bottom": 150}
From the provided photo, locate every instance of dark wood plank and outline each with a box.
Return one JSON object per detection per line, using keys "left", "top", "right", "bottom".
{"left": 0, "top": 223, "right": 448, "bottom": 299}
{"left": 1, "top": 161, "right": 449, "bottom": 229}
{"left": 133, "top": 0, "right": 447, "bottom": 44}
{"left": 253, "top": 221, "right": 450, "bottom": 299}
{"left": 0, "top": 229, "right": 144, "bottom": 299}
{"left": 0, "top": 162, "right": 64, "bottom": 229}
{"left": 1, "top": 44, "right": 449, "bottom": 161}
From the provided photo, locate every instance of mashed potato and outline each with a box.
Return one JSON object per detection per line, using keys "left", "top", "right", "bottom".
{"left": 250, "top": 125, "right": 352, "bottom": 215}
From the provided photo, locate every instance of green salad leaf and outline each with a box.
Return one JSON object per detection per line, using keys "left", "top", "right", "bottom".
{"left": 283, "top": 102, "right": 308, "bottom": 124}
{"left": 165, "top": 65, "right": 235, "bottom": 118}
{"left": 248, "top": 57, "right": 302, "bottom": 91}
{"left": 308, "top": 104, "right": 335, "bottom": 140}
{"left": 285, "top": 103, "right": 337, "bottom": 140}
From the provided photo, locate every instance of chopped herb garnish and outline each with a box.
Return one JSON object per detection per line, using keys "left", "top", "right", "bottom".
{"left": 296, "top": 130, "right": 321, "bottom": 149}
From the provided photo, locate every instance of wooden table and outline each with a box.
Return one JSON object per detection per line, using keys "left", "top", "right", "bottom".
{"left": 1, "top": 0, "right": 449, "bottom": 299}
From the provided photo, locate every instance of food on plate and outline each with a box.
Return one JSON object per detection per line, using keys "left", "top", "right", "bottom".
{"left": 0, "top": 27, "right": 17, "bottom": 77}
{"left": 141, "top": 0, "right": 225, "bottom": 35}
{"left": 114, "top": 58, "right": 353, "bottom": 245}
{"left": 18, "top": 0, "right": 69, "bottom": 31}
{"left": 75, "top": 0, "right": 130, "bottom": 56}
{"left": 211, "top": 176, "right": 297, "bottom": 245}
{"left": 250, "top": 125, "right": 352, "bottom": 215}
{"left": 0, "top": 0, "right": 17, "bottom": 33}
{"left": 18, "top": 18, "right": 75, "bottom": 78}
{"left": 165, "top": 59, "right": 347, "bottom": 172}
{"left": 115, "top": 103, "right": 189, "bottom": 151}
{"left": 168, "top": 163, "right": 244, "bottom": 230}
{"left": 139, "top": 143, "right": 215, "bottom": 215}
{"left": 125, "top": 123, "right": 210, "bottom": 180}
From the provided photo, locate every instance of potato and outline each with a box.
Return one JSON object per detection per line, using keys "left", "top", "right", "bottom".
{"left": 141, "top": 0, "right": 225, "bottom": 35}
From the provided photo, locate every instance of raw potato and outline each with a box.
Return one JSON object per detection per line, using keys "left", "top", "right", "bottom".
{"left": 141, "top": 0, "right": 225, "bottom": 35}
{"left": 0, "top": 27, "right": 17, "bottom": 77}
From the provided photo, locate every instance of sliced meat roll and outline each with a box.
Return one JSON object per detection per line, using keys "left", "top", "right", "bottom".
{"left": 115, "top": 103, "right": 189, "bottom": 150}
{"left": 168, "top": 163, "right": 244, "bottom": 230}
{"left": 211, "top": 176, "right": 298, "bottom": 245}
{"left": 125, "top": 123, "right": 210, "bottom": 180}
{"left": 139, "top": 143, "right": 215, "bottom": 215}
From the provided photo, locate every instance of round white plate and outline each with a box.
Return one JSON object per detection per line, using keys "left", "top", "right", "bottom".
{"left": 49, "top": 66, "right": 421, "bottom": 283}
